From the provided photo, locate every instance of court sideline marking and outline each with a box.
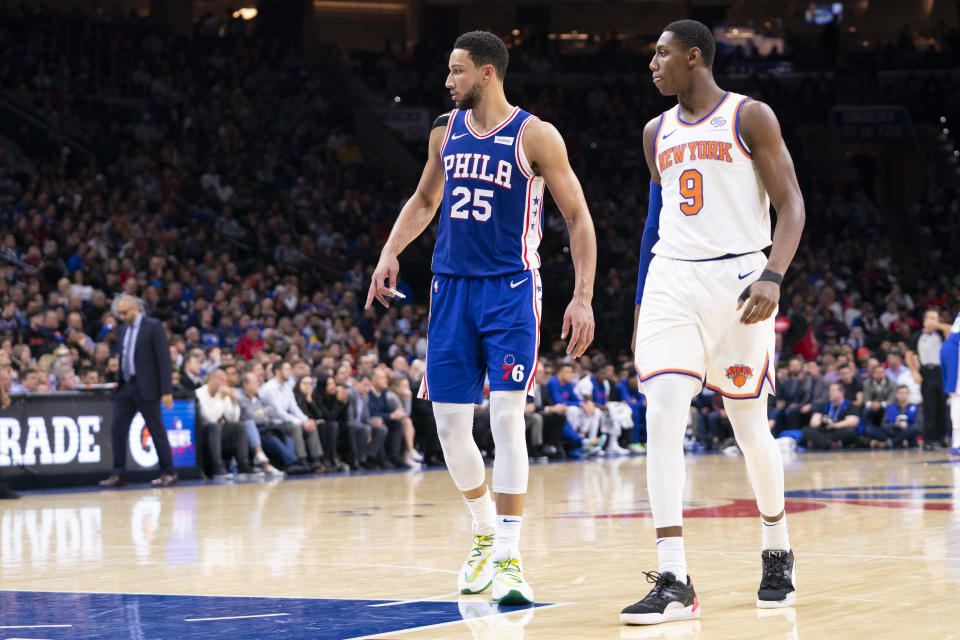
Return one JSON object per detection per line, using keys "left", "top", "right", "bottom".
{"left": 184, "top": 613, "right": 291, "bottom": 622}
{"left": 342, "top": 603, "right": 569, "bottom": 640}
{"left": 368, "top": 590, "right": 462, "bottom": 607}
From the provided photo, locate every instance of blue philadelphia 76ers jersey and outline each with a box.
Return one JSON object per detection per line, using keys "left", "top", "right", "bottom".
{"left": 941, "top": 312, "right": 960, "bottom": 395}
{"left": 432, "top": 107, "right": 545, "bottom": 277}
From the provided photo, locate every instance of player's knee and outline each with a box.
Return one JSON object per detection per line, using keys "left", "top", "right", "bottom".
{"left": 489, "top": 390, "right": 527, "bottom": 437}
{"left": 433, "top": 401, "right": 474, "bottom": 444}
{"left": 724, "top": 398, "right": 773, "bottom": 451}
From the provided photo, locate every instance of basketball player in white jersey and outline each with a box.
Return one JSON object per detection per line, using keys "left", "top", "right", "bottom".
{"left": 620, "top": 20, "right": 805, "bottom": 625}
{"left": 366, "top": 31, "right": 596, "bottom": 605}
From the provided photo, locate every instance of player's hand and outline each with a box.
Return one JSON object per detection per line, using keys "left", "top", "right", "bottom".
{"left": 365, "top": 255, "right": 400, "bottom": 309}
{"left": 562, "top": 298, "right": 594, "bottom": 358}
{"left": 737, "top": 280, "right": 779, "bottom": 325}
{"left": 161, "top": 394, "right": 174, "bottom": 410}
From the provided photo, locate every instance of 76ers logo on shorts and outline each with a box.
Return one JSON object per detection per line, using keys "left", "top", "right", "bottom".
{"left": 725, "top": 364, "right": 754, "bottom": 388}
{"left": 502, "top": 354, "right": 526, "bottom": 383}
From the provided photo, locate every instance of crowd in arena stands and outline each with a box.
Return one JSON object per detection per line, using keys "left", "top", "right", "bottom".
{"left": 0, "top": 6, "right": 958, "bottom": 480}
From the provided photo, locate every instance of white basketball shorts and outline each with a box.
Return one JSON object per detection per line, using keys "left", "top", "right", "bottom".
{"left": 634, "top": 252, "right": 776, "bottom": 399}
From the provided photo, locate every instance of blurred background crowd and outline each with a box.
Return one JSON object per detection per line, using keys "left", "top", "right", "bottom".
{"left": 1, "top": 1, "right": 959, "bottom": 477}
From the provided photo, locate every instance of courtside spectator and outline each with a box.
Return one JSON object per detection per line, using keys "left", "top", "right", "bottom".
{"left": 259, "top": 361, "right": 324, "bottom": 471}
{"left": 802, "top": 383, "right": 862, "bottom": 450}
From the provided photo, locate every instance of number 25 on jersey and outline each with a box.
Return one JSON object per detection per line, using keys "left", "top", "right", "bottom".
{"left": 679, "top": 169, "right": 703, "bottom": 216}
{"left": 450, "top": 187, "right": 493, "bottom": 222}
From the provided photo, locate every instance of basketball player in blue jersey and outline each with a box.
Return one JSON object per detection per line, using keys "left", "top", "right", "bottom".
{"left": 620, "top": 20, "right": 805, "bottom": 625}
{"left": 939, "top": 311, "right": 960, "bottom": 456}
{"left": 365, "top": 31, "right": 597, "bottom": 605}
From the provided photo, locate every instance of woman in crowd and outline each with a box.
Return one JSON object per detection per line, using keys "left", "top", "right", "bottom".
{"left": 294, "top": 374, "right": 343, "bottom": 472}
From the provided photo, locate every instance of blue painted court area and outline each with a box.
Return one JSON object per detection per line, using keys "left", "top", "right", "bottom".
{"left": 0, "top": 591, "right": 543, "bottom": 639}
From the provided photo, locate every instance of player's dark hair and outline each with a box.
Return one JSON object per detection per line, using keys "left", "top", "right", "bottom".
{"left": 664, "top": 19, "right": 716, "bottom": 68}
{"left": 453, "top": 31, "right": 509, "bottom": 80}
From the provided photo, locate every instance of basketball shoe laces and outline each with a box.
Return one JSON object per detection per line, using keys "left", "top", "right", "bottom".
{"left": 760, "top": 551, "right": 791, "bottom": 591}
{"left": 494, "top": 557, "right": 523, "bottom": 584}
{"left": 639, "top": 571, "right": 681, "bottom": 606}
{"left": 468, "top": 534, "right": 494, "bottom": 569}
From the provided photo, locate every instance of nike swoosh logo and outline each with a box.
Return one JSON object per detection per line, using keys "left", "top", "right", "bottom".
{"left": 738, "top": 270, "right": 756, "bottom": 280}
{"left": 451, "top": 132, "right": 468, "bottom": 140}
{"left": 502, "top": 518, "right": 522, "bottom": 523}
{"left": 509, "top": 278, "right": 529, "bottom": 289}
{"left": 465, "top": 554, "right": 490, "bottom": 582}
{"left": 662, "top": 129, "right": 677, "bottom": 139}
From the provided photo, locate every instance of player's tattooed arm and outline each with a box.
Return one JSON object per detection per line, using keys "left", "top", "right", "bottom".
{"left": 366, "top": 122, "right": 448, "bottom": 309}
{"left": 523, "top": 119, "right": 597, "bottom": 358}
{"left": 736, "top": 100, "right": 805, "bottom": 325}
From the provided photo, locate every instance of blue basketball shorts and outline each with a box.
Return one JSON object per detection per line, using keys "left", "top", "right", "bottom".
{"left": 941, "top": 339, "right": 960, "bottom": 395}
{"left": 418, "top": 270, "right": 542, "bottom": 404}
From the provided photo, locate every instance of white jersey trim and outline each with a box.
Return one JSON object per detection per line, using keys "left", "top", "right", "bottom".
{"left": 674, "top": 91, "right": 731, "bottom": 127}
{"left": 527, "top": 269, "right": 542, "bottom": 395}
{"left": 652, "top": 113, "right": 665, "bottom": 165}
{"left": 439, "top": 110, "right": 456, "bottom": 157}
{"left": 515, "top": 115, "right": 537, "bottom": 179}
{"left": 465, "top": 106, "right": 521, "bottom": 139}
{"left": 520, "top": 176, "right": 545, "bottom": 270}
{"left": 733, "top": 97, "right": 753, "bottom": 158}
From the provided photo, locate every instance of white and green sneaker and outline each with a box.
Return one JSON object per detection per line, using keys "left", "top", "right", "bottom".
{"left": 459, "top": 529, "right": 495, "bottom": 594}
{"left": 491, "top": 553, "right": 535, "bottom": 605}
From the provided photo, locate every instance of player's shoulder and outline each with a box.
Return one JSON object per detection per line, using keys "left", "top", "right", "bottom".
{"left": 736, "top": 98, "right": 778, "bottom": 124}
{"left": 521, "top": 114, "right": 551, "bottom": 133}
{"left": 644, "top": 114, "right": 664, "bottom": 131}
{"left": 735, "top": 98, "right": 782, "bottom": 145}
{"left": 431, "top": 110, "right": 455, "bottom": 130}
{"left": 642, "top": 115, "right": 664, "bottom": 149}
{"left": 519, "top": 117, "right": 562, "bottom": 147}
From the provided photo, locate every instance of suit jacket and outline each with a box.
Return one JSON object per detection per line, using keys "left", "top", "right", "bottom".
{"left": 780, "top": 375, "right": 812, "bottom": 406}
{"left": 533, "top": 382, "right": 556, "bottom": 411}
{"left": 118, "top": 315, "right": 173, "bottom": 401}
{"left": 809, "top": 376, "right": 830, "bottom": 410}
{"left": 346, "top": 387, "right": 371, "bottom": 425}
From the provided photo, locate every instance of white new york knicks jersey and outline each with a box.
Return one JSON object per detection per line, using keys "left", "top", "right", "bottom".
{"left": 652, "top": 92, "right": 771, "bottom": 260}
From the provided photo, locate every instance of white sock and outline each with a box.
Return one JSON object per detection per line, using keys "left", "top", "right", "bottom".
{"left": 493, "top": 514, "right": 523, "bottom": 558}
{"left": 465, "top": 489, "right": 496, "bottom": 534}
{"left": 762, "top": 514, "right": 790, "bottom": 551}
{"left": 656, "top": 536, "right": 686, "bottom": 580}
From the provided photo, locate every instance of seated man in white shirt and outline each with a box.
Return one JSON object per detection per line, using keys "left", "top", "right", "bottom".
{"left": 258, "top": 360, "right": 324, "bottom": 471}
{"left": 885, "top": 350, "right": 921, "bottom": 405}
{"left": 196, "top": 368, "right": 254, "bottom": 478}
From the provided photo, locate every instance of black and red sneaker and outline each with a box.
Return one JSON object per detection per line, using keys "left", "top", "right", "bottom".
{"left": 757, "top": 549, "right": 796, "bottom": 608}
{"left": 620, "top": 571, "right": 700, "bottom": 625}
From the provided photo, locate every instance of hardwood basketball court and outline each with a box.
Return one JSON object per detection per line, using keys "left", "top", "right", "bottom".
{"left": 1, "top": 450, "right": 957, "bottom": 639}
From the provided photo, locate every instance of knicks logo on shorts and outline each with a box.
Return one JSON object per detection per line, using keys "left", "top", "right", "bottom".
{"left": 725, "top": 364, "right": 754, "bottom": 388}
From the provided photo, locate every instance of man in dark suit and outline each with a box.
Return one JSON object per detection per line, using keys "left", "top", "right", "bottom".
{"left": 346, "top": 375, "right": 387, "bottom": 470}
{"left": 99, "top": 295, "right": 178, "bottom": 488}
